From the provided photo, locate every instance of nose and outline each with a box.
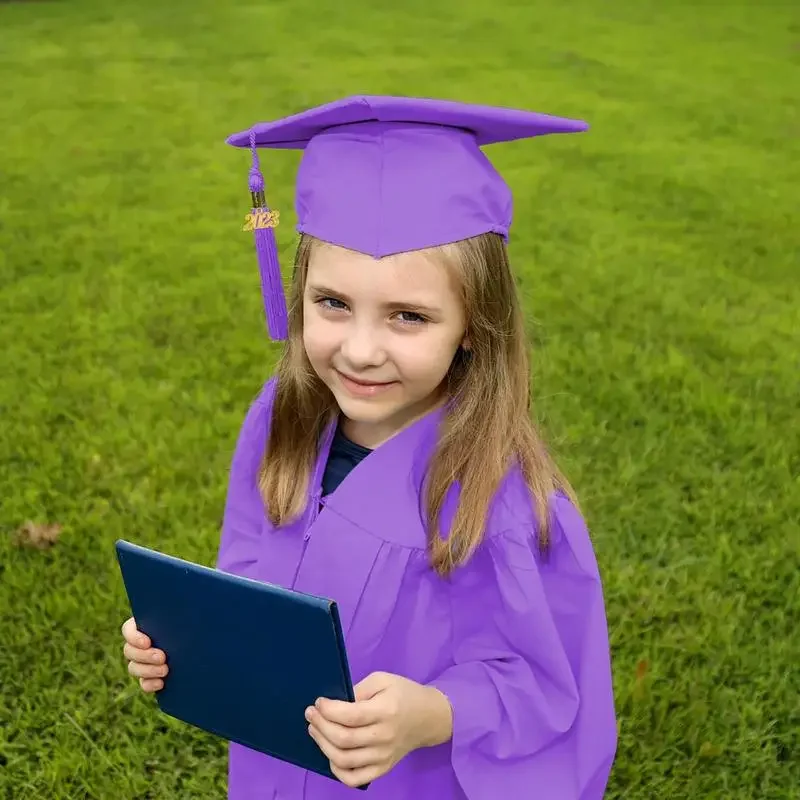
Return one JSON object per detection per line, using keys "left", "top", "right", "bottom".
{"left": 339, "top": 320, "right": 386, "bottom": 369}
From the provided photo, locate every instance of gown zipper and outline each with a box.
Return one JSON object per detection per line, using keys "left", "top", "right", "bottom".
{"left": 290, "top": 418, "right": 336, "bottom": 587}
{"left": 291, "top": 489, "right": 320, "bottom": 589}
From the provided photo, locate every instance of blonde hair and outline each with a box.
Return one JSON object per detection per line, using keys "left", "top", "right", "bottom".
{"left": 259, "top": 232, "right": 578, "bottom": 576}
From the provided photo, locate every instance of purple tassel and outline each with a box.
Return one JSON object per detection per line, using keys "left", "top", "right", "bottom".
{"left": 247, "top": 130, "right": 289, "bottom": 340}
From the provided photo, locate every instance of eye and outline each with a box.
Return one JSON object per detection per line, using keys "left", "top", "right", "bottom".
{"left": 316, "top": 296, "right": 348, "bottom": 312}
{"left": 395, "top": 311, "right": 427, "bottom": 325}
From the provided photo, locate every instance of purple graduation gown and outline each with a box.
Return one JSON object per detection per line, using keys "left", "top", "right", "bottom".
{"left": 216, "top": 378, "right": 617, "bottom": 799}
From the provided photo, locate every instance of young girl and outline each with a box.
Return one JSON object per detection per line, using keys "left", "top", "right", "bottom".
{"left": 122, "top": 95, "right": 617, "bottom": 799}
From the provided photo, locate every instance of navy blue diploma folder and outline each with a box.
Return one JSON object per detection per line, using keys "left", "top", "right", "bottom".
{"left": 115, "top": 539, "right": 366, "bottom": 788}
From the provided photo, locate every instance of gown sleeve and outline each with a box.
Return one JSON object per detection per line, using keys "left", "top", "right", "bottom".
{"left": 215, "top": 379, "right": 276, "bottom": 578}
{"left": 427, "top": 492, "right": 617, "bottom": 799}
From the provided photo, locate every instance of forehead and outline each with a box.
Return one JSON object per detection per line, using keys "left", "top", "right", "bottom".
{"left": 307, "top": 243, "right": 457, "bottom": 298}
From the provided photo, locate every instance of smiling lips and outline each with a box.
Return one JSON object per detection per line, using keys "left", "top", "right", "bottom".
{"left": 336, "top": 370, "right": 398, "bottom": 397}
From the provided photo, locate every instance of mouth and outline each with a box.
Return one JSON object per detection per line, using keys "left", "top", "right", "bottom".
{"left": 337, "top": 371, "right": 394, "bottom": 387}
{"left": 335, "top": 370, "right": 399, "bottom": 396}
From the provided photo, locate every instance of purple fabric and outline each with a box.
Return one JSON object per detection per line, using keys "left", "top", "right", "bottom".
{"left": 216, "top": 377, "right": 617, "bottom": 799}
{"left": 226, "top": 95, "right": 588, "bottom": 258}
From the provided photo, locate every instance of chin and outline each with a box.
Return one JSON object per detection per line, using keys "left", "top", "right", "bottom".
{"left": 333, "top": 392, "right": 402, "bottom": 421}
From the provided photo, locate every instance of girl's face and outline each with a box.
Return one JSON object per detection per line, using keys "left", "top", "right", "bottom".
{"left": 303, "top": 243, "right": 468, "bottom": 448}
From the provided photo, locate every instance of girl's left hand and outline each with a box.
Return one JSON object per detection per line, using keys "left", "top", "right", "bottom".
{"left": 305, "top": 671, "right": 453, "bottom": 788}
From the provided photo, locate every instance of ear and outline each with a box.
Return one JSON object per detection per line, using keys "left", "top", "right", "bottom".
{"left": 460, "top": 334, "right": 471, "bottom": 351}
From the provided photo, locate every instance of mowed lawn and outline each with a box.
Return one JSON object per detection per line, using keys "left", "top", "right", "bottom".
{"left": 1, "top": 0, "right": 798, "bottom": 797}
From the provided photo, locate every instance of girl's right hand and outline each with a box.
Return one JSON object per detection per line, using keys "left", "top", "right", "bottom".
{"left": 121, "top": 616, "right": 169, "bottom": 692}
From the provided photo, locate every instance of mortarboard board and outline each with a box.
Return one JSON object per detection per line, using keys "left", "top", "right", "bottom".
{"left": 226, "top": 95, "right": 588, "bottom": 340}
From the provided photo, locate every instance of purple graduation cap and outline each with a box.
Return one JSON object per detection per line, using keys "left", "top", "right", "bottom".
{"left": 226, "top": 95, "right": 588, "bottom": 340}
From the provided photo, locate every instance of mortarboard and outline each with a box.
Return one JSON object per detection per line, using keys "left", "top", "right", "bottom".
{"left": 226, "top": 95, "right": 588, "bottom": 340}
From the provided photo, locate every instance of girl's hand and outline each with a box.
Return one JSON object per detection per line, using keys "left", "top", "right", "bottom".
{"left": 121, "top": 616, "right": 169, "bottom": 692}
{"left": 305, "top": 671, "right": 453, "bottom": 788}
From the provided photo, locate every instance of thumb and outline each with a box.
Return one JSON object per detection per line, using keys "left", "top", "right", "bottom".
{"left": 353, "top": 671, "right": 393, "bottom": 702}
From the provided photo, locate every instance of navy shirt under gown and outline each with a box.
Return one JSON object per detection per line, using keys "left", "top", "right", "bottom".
{"left": 320, "top": 426, "right": 372, "bottom": 497}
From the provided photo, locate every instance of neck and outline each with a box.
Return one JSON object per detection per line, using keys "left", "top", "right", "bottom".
{"left": 341, "top": 394, "right": 447, "bottom": 449}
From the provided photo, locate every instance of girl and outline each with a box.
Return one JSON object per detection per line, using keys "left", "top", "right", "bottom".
{"left": 122, "top": 95, "right": 618, "bottom": 799}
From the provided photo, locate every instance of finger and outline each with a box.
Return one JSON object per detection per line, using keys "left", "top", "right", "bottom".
{"left": 329, "top": 760, "right": 381, "bottom": 789}
{"left": 353, "top": 671, "right": 392, "bottom": 702}
{"left": 128, "top": 660, "right": 169, "bottom": 680}
{"left": 306, "top": 707, "right": 383, "bottom": 749}
{"left": 314, "top": 697, "right": 382, "bottom": 728}
{"left": 123, "top": 643, "right": 166, "bottom": 665}
{"left": 139, "top": 677, "right": 164, "bottom": 693}
{"left": 122, "top": 618, "right": 151, "bottom": 649}
{"left": 122, "top": 642, "right": 165, "bottom": 664}
{"left": 307, "top": 725, "right": 382, "bottom": 772}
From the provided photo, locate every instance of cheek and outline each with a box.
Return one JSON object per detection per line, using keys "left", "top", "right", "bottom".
{"left": 303, "top": 315, "right": 338, "bottom": 362}
{"left": 394, "top": 330, "right": 460, "bottom": 380}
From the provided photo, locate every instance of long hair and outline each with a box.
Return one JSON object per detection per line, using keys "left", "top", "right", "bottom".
{"left": 259, "top": 232, "right": 578, "bottom": 576}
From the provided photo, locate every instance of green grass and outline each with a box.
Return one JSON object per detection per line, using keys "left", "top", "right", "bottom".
{"left": 1, "top": 0, "right": 798, "bottom": 797}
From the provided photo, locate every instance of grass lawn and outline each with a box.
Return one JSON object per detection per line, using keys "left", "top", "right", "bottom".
{"left": 1, "top": 0, "right": 798, "bottom": 797}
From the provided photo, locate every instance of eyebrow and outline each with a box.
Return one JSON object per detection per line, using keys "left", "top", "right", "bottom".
{"left": 308, "top": 285, "right": 442, "bottom": 314}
